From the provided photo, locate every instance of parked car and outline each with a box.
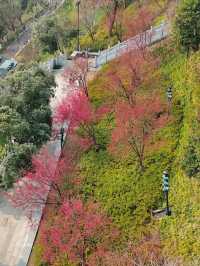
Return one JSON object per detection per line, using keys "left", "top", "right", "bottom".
{"left": 0, "top": 58, "right": 17, "bottom": 77}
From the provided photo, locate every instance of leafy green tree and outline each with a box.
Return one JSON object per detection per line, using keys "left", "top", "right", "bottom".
{"left": 175, "top": 0, "right": 200, "bottom": 53}
{"left": 32, "top": 17, "right": 76, "bottom": 54}
{"left": 0, "top": 67, "right": 55, "bottom": 146}
{"left": 0, "top": 0, "right": 23, "bottom": 33}
{"left": 0, "top": 106, "right": 27, "bottom": 143}
{"left": 1, "top": 143, "right": 36, "bottom": 188}
{"left": 0, "top": 67, "right": 55, "bottom": 187}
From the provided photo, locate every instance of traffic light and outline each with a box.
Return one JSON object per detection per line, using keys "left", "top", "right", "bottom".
{"left": 162, "top": 170, "right": 169, "bottom": 192}
{"left": 167, "top": 87, "right": 173, "bottom": 101}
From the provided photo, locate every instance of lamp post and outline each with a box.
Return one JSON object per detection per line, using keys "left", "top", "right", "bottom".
{"left": 167, "top": 86, "right": 173, "bottom": 102}
{"left": 76, "top": 0, "right": 81, "bottom": 51}
{"left": 162, "top": 170, "right": 171, "bottom": 216}
{"left": 166, "top": 86, "right": 173, "bottom": 115}
{"left": 60, "top": 126, "right": 65, "bottom": 149}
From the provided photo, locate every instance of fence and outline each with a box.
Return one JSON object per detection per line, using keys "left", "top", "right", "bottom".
{"left": 39, "top": 54, "right": 69, "bottom": 72}
{"left": 92, "top": 23, "right": 168, "bottom": 68}
{"left": 39, "top": 23, "right": 169, "bottom": 72}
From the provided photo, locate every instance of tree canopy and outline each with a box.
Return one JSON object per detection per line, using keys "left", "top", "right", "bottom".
{"left": 175, "top": 0, "right": 200, "bottom": 53}
{"left": 0, "top": 67, "right": 55, "bottom": 187}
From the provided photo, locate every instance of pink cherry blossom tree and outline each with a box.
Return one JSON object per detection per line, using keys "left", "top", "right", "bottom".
{"left": 54, "top": 90, "right": 110, "bottom": 151}
{"left": 41, "top": 199, "right": 118, "bottom": 266}
{"left": 63, "top": 58, "right": 89, "bottom": 98}
{"left": 110, "top": 96, "right": 167, "bottom": 171}
{"left": 6, "top": 148, "right": 76, "bottom": 218}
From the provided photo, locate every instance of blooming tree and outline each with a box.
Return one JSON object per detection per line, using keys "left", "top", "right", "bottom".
{"left": 63, "top": 58, "right": 89, "bottom": 98}
{"left": 110, "top": 96, "right": 167, "bottom": 171}
{"left": 101, "top": 0, "right": 129, "bottom": 37}
{"left": 125, "top": 7, "right": 154, "bottom": 38}
{"left": 54, "top": 90, "right": 110, "bottom": 151}
{"left": 79, "top": 0, "right": 101, "bottom": 42}
{"left": 7, "top": 148, "right": 75, "bottom": 218}
{"left": 107, "top": 50, "right": 159, "bottom": 107}
{"left": 41, "top": 199, "right": 118, "bottom": 266}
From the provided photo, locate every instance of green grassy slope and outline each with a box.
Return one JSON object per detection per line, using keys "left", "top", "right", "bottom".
{"left": 158, "top": 46, "right": 200, "bottom": 260}
{"left": 30, "top": 1, "right": 200, "bottom": 264}
{"left": 78, "top": 41, "right": 200, "bottom": 262}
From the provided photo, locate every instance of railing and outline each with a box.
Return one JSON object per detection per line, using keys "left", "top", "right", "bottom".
{"left": 39, "top": 54, "right": 69, "bottom": 72}
{"left": 91, "top": 23, "right": 168, "bottom": 68}
{"left": 40, "top": 23, "right": 169, "bottom": 72}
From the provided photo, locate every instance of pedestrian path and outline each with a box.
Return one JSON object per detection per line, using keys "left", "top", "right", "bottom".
{"left": 0, "top": 69, "right": 69, "bottom": 266}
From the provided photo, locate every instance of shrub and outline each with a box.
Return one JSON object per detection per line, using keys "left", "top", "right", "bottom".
{"left": 182, "top": 136, "right": 200, "bottom": 177}
{"left": 175, "top": 0, "right": 200, "bottom": 53}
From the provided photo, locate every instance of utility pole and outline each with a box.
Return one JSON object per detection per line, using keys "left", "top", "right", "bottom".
{"left": 76, "top": 0, "right": 81, "bottom": 51}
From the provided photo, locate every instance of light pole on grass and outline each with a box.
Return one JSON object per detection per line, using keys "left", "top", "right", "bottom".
{"left": 167, "top": 86, "right": 173, "bottom": 114}
{"left": 167, "top": 86, "right": 173, "bottom": 102}
{"left": 162, "top": 170, "right": 171, "bottom": 216}
{"left": 76, "top": 0, "right": 81, "bottom": 51}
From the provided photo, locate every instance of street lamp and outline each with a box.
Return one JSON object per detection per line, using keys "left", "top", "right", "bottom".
{"left": 60, "top": 126, "right": 65, "bottom": 149}
{"left": 162, "top": 170, "right": 171, "bottom": 216}
{"left": 166, "top": 86, "right": 173, "bottom": 115}
{"left": 76, "top": 0, "right": 81, "bottom": 51}
{"left": 167, "top": 86, "right": 173, "bottom": 102}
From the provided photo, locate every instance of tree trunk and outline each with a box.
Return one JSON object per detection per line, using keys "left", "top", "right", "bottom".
{"left": 138, "top": 156, "right": 145, "bottom": 172}
{"left": 108, "top": 1, "right": 119, "bottom": 37}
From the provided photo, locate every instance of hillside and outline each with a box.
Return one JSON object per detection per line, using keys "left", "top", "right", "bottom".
{"left": 28, "top": 1, "right": 200, "bottom": 265}
{"left": 1, "top": 0, "right": 200, "bottom": 266}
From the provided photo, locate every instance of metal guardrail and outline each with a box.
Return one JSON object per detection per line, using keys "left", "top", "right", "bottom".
{"left": 92, "top": 23, "right": 168, "bottom": 68}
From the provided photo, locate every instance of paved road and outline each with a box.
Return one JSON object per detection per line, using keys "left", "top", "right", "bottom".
{"left": 4, "top": 0, "right": 65, "bottom": 58}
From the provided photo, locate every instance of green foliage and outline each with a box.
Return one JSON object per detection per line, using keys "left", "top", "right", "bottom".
{"left": 0, "top": 67, "right": 55, "bottom": 187}
{"left": 79, "top": 42, "right": 200, "bottom": 261}
{"left": 33, "top": 16, "right": 77, "bottom": 54}
{"left": 2, "top": 143, "right": 36, "bottom": 189}
{"left": 175, "top": 0, "right": 200, "bottom": 53}
{"left": 19, "top": 1, "right": 200, "bottom": 263}
{"left": 182, "top": 135, "right": 200, "bottom": 177}
{"left": 0, "top": 0, "right": 22, "bottom": 37}
{"left": 155, "top": 45, "right": 200, "bottom": 259}
{"left": 80, "top": 25, "right": 118, "bottom": 52}
{"left": 80, "top": 146, "right": 173, "bottom": 238}
{"left": 0, "top": 0, "right": 57, "bottom": 45}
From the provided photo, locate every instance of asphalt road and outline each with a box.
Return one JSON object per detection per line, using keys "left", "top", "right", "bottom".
{"left": 4, "top": 0, "right": 65, "bottom": 58}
